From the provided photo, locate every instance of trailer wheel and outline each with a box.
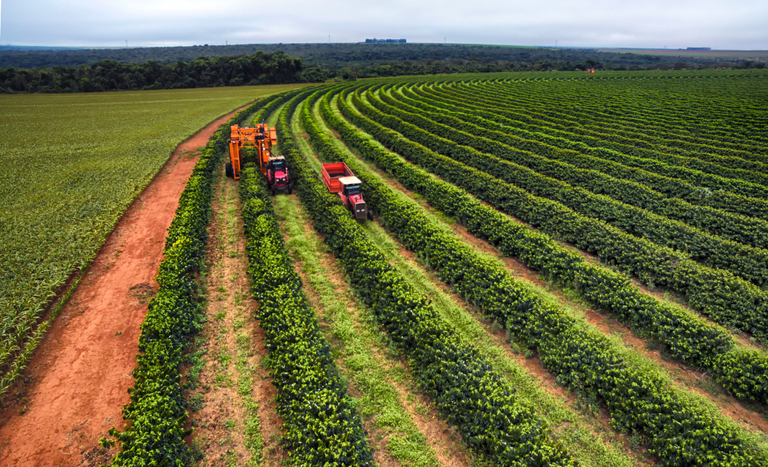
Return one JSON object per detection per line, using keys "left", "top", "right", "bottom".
{"left": 225, "top": 162, "right": 234, "bottom": 178}
{"left": 367, "top": 210, "right": 374, "bottom": 221}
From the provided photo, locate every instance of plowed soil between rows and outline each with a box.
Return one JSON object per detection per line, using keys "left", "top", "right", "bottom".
{"left": 0, "top": 105, "right": 250, "bottom": 467}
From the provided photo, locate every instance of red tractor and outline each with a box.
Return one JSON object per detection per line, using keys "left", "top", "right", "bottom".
{"left": 265, "top": 156, "right": 291, "bottom": 195}
{"left": 321, "top": 162, "right": 373, "bottom": 221}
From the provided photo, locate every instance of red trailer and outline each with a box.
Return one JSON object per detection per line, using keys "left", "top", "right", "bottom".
{"left": 321, "top": 162, "right": 373, "bottom": 220}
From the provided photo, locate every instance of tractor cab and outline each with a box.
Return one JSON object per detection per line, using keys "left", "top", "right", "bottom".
{"left": 267, "top": 156, "right": 286, "bottom": 173}
{"left": 341, "top": 179, "right": 362, "bottom": 197}
{"left": 266, "top": 155, "right": 291, "bottom": 195}
{"left": 340, "top": 177, "right": 371, "bottom": 220}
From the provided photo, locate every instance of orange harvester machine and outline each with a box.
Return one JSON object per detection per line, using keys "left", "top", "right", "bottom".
{"left": 227, "top": 123, "right": 278, "bottom": 180}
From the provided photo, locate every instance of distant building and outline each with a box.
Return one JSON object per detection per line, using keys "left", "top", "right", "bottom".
{"left": 687, "top": 47, "right": 711, "bottom": 51}
{"left": 365, "top": 38, "right": 407, "bottom": 44}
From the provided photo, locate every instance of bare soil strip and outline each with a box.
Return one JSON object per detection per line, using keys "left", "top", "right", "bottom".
{"left": 184, "top": 164, "right": 286, "bottom": 465}
{"left": 0, "top": 105, "right": 249, "bottom": 467}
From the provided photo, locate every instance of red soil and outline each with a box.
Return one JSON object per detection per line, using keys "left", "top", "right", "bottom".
{"left": 0, "top": 105, "right": 249, "bottom": 467}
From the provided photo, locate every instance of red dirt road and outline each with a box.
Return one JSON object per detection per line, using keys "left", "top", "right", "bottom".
{"left": 0, "top": 105, "right": 249, "bottom": 466}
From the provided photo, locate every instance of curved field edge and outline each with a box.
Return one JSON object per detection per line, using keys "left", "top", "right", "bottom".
{"left": 0, "top": 84, "right": 310, "bottom": 402}
{"left": 101, "top": 97, "right": 284, "bottom": 465}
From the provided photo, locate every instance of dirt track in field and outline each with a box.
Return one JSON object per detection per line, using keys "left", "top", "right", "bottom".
{"left": 0, "top": 105, "right": 249, "bottom": 467}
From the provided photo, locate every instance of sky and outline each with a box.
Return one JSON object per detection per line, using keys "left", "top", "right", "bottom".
{"left": 1, "top": 0, "right": 767, "bottom": 50}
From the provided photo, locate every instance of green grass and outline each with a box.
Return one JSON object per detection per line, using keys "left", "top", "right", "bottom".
{"left": 189, "top": 167, "right": 265, "bottom": 465}
{"left": 360, "top": 219, "right": 644, "bottom": 467}
{"left": 219, "top": 170, "right": 265, "bottom": 465}
{"left": 0, "top": 83, "right": 309, "bottom": 401}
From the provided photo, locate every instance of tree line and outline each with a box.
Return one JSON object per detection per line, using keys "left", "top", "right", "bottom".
{"left": 1, "top": 45, "right": 764, "bottom": 93}
{"left": 0, "top": 51, "right": 304, "bottom": 93}
{"left": 302, "top": 56, "right": 764, "bottom": 83}
{"left": 3, "top": 42, "right": 763, "bottom": 70}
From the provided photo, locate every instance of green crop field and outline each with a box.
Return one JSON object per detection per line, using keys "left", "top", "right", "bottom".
{"left": 209, "top": 70, "right": 767, "bottom": 466}
{"left": 5, "top": 69, "right": 768, "bottom": 467}
{"left": 0, "top": 83, "right": 309, "bottom": 397}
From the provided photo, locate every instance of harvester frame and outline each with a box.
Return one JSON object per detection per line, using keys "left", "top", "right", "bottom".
{"left": 227, "top": 123, "right": 278, "bottom": 180}
{"left": 227, "top": 123, "right": 292, "bottom": 194}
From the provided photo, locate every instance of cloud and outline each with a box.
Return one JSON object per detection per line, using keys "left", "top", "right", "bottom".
{"left": 1, "top": 0, "right": 766, "bottom": 49}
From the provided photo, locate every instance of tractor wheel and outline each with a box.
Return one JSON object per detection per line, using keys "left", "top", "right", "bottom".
{"left": 367, "top": 210, "right": 374, "bottom": 221}
{"left": 225, "top": 162, "right": 234, "bottom": 178}
{"left": 287, "top": 184, "right": 293, "bottom": 195}
{"left": 271, "top": 187, "right": 276, "bottom": 196}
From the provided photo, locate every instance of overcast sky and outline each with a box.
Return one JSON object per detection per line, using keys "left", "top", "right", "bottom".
{"left": 1, "top": 0, "right": 766, "bottom": 50}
